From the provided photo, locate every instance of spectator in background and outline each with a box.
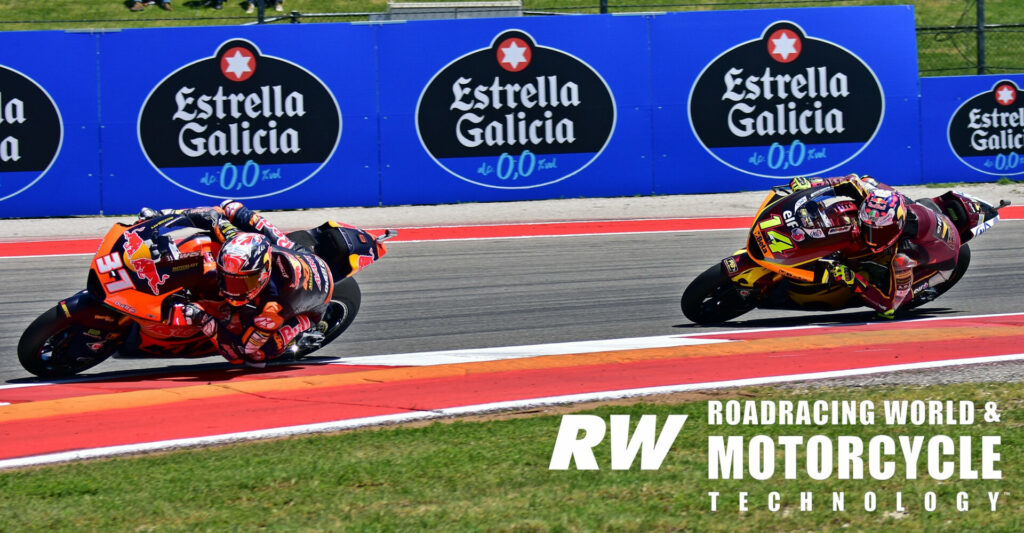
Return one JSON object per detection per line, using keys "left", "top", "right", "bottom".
{"left": 129, "top": 0, "right": 172, "bottom": 10}
{"left": 246, "top": 0, "right": 284, "bottom": 13}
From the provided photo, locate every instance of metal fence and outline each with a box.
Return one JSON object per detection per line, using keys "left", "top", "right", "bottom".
{"left": 256, "top": 0, "right": 1024, "bottom": 76}
{"left": 2, "top": 0, "right": 1020, "bottom": 76}
{"left": 917, "top": 23, "right": 1024, "bottom": 76}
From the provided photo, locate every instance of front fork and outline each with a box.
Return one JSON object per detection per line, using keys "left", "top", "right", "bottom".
{"left": 720, "top": 250, "right": 774, "bottom": 284}
{"left": 66, "top": 289, "right": 131, "bottom": 337}
{"left": 721, "top": 251, "right": 778, "bottom": 302}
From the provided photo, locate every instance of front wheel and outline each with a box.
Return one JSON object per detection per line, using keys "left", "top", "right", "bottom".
{"left": 17, "top": 306, "right": 115, "bottom": 378}
{"left": 681, "top": 264, "right": 756, "bottom": 325}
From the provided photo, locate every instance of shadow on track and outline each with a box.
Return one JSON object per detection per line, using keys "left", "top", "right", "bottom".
{"left": 3, "top": 356, "right": 341, "bottom": 386}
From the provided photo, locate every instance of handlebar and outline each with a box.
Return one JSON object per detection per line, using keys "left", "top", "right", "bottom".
{"left": 375, "top": 229, "right": 398, "bottom": 243}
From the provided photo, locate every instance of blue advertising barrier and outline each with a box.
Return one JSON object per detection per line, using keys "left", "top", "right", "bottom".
{"left": 0, "top": 31, "right": 101, "bottom": 218}
{"left": 651, "top": 6, "right": 922, "bottom": 196}
{"left": 0, "top": 6, "right": 1011, "bottom": 219}
{"left": 97, "top": 23, "right": 381, "bottom": 216}
{"left": 378, "top": 15, "right": 652, "bottom": 205}
{"left": 921, "top": 74, "right": 1024, "bottom": 182}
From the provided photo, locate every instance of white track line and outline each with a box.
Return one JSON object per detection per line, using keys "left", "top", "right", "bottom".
{"left": 3, "top": 351, "right": 1024, "bottom": 470}
{"left": 328, "top": 335, "right": 731, "bottom": 366}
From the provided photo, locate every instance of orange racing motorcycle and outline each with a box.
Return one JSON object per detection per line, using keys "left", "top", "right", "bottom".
{"left": 681, "top": 185, "right": 1008, "bottom": 325}
{"left": 18, "top": 214, "right": 393, "bottom": 378}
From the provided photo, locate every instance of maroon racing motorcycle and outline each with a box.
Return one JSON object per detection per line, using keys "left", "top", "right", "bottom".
{"left": 682, "top": 185, "right": 1008, "bottom": 325}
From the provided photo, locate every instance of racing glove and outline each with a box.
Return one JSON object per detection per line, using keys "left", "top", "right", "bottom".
{"left": 212, "top": 218, "right": 239, "bottom": 243}
{"left": 819, "top": 260, "right": 873, "bottom": 293}
{"left": 197, "top": 208, "right": 238, "bottom": 243}
{"left": 167, "top": 302, "right": 217, "bottom": 337}
{"left": 790, "top": 177, "right": 812, "bottom": 191}
{"left": 790, "top": 176, "right": 827, "bottom": 191}
{"left": 827, "top": 262, "right": 856, "bottom": 287}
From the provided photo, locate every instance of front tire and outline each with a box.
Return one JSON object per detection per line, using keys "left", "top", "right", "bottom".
{"left": 17, "top": 306, "right": 115, "bottom": 378}
{"left": 681, "top": 264, "right": 756, "bottom": 325}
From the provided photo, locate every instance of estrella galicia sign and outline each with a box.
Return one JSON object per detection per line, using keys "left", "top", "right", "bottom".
{"left": 0, "top": 65, "right": 62, "bottom": 203}
{"left": 139, "top": 39, "right": 341, "bottom": 199}
{"left": 417, "top": 30, "right": 616, "bottom": 189}
{"left": 689, "top": 21, "right": 884, "bottom": 178}
{"left": 948, "top": 79, "right": 1024, "bottom": 175}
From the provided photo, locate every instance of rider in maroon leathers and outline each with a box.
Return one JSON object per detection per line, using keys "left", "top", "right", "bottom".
{"left": 789, "top": 174, "right": 961, "bottom": 319}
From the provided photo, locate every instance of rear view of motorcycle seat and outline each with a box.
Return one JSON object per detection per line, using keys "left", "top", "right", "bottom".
{"left": 285, "top": 225, "right": 354, "bottom": 281}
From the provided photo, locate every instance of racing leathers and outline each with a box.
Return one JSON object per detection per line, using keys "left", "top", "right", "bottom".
{"left": 790, "top": 175, "right": 961, "bottom": 319}
{"left": 162, "top": 201, "right": 334, "bottom": 366}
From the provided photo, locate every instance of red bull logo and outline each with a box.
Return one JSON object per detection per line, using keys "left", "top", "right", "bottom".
{"left": 278, "top": 315, "right": 312, "bottom": 346}
{"left": 348, "top": 253, "right": 376, "bottom": 274}
{"left": 124, "top": 229, "right": 169, "bottom": 294}
{"left": 356, "top": 254, "right": 375, "bottom": 270}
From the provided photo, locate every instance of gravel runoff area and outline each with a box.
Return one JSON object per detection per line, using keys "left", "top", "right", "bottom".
{"left": 1, "top": 182, "right": 1023, "bottom": 241}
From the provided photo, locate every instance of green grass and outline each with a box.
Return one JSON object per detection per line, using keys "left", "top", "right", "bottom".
{"left": 0, "top": 383, "right": 1021, "bottom": 531}
{"left": 0, "top": 0, "right": 1013, "bottom": 30}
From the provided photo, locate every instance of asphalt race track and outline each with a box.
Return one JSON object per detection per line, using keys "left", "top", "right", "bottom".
{"left": 1, "top": 225, "right": 1022, "bottom": 384}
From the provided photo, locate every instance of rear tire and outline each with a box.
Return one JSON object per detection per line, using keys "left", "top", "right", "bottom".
{"left": 905, "top": 244, "right": 971, "bottom": 310}
{"left": 17, "top": 306, "right": 114, "bottom": 378}
{"left": 324, "top": 277, "right": 361, "bottom": 346}
{"left": 292, "top": 277, "right": 361, "bottom": 358}
{"left": 681, "top": 264, "right": 755, "bottom": 325}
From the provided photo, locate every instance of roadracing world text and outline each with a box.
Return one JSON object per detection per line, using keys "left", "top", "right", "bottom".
{"left": 548, "top": 399, "right": 1006, "bottom": 513}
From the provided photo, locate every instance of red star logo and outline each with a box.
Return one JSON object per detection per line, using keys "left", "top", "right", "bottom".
{"left": 995, "top": 84, "right": 1017, "bottom": 106}
{"left": 220, "top": 47, "right": 256, "bottom": 82}
{"left": 497, "top": 37, "right": 531, "bottom": 72}
{"left": 767, "top": 29, "right": 802, "bottom": 64}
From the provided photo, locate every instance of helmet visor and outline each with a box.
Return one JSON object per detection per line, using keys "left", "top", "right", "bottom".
{"left": 861, "top": 223, "right": 900, "bottom": 250}
{"left": 219, "top": 271, "right": 263, "bottom": 303}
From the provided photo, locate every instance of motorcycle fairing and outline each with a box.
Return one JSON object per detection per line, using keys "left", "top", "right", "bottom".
{"left": 286, "top": 222, "right": 390, "bottom": 281}
{"left": 90, "top": 216, "right": 218, "bottom": 322}
{"left": 747, "top": 187, "right": 861, "bottom": 283}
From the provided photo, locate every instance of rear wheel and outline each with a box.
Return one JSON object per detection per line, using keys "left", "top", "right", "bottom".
{"left": 17, "top": 306, "right": 115, "bottom": 378}
{"left": 292, "top": 277, "right": 361, "bottom": 358}
{"left": 905, "top": 244, "right": 971, "bottom": 310}
{"left": 322, "top": 277, "right": 361, "bottom": 346}
{"left": 681, "top": 264, "right": 756, "bottom": 325}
